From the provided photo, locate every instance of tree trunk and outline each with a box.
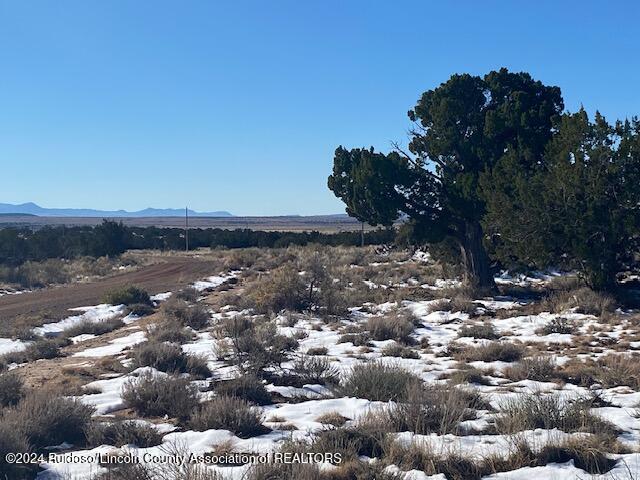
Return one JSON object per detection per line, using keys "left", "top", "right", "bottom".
{"left": 458, "top": 221, "right": 496, "bottom": 291}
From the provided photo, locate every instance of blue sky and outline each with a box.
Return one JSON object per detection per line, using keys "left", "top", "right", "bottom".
{"left": 1, "top": 1, "right": 638, "bottom": 216}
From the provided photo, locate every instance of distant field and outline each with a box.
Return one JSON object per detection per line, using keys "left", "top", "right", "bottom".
{"left": 0, "top": 214, "right": 373, "bottom": 232}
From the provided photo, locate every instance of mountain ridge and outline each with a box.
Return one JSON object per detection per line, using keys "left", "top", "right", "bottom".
{"left": 0, "top": 202, "right": 233, "bottom": 218}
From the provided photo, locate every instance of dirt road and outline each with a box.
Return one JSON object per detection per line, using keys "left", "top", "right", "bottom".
{"left": 0, "top": 257, "right": 220, "bottom": 321}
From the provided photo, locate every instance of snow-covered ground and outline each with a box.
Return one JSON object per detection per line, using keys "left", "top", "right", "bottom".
{"left": 3, "top": 253, "right": 639, "bottom": 479}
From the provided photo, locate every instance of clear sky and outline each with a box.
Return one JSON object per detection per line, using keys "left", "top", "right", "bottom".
{"left": 1, "top": 1, "right": 638, "bottom": 216}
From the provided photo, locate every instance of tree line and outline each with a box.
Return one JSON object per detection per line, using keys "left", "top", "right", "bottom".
{"left": 0, "top": 221, "right": 394, "bottom": 266}
{"left": 328, "top": 68, "right": 640, "bottom": 291}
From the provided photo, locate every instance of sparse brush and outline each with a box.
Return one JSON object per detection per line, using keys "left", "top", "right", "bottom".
{"left": 215, "top": 375, "right": 271, "bottom": 405}
{"left": 121, "top": 372, "right": 199, "bottom": 419}
{"left": 4, "top": 338, "right": 66, "bottom": 364}
{"left": 340, "top": 361, "right": 422, "bottom": 402}
{"left": 495, "top": 393, "right": 617, "bottom": 437}
{"left": 250, "top": 264, "right": 307, "bottom": 314}
{"left": 291, "top": 355, "right": 340, "bottom": 386}
{"left": 146, "top": 320, "right": 195, "bottom": 344}
{"left": 538, "top": 316, "right": 576, "bottom": 335}
{"left": 458, "top": 322, "right": 498, "bottom": 339}
{"left": 86, "top": 420, "right": 163, "bottom": 448}
{"left": 175, "top": 287, "right": 199, "bottom": 302}
{"left": 63, "top": 317, "right": 124, "bottom": 337}
{"left": 543, "top": 286, "right": 615, "bottom": 317}
{"left": 104, "top": 285, "right": 151, "bottom": 306}
{"left": 446, "top": 366, "right": 492, "bottom": 386}
{"left": 315, "top": 412, "right": 349, "bottom": 427}
{"left": 366, "top": 314, "right": 414, "bottom": 343}
{"left": 452, "top": 341, "right": 524, "bottom": 363}
{"left": 0, "top": 372, "right": 25, "bottom": 407}
{"left": 132, "top": 341, "right": 210, "bottom": 378}
{"left": 386, "top": 382, "right": 486, "bottom": 435}
{"left": 307, "top": 346, "right": 328, "bottom": 356}
{"left": 381, "top": 342, "right": 420, "bottom": 359}
{"left": 189, "top": 396, "right": 269, "bottom": 438}
{"left": 1, "top": 391, "right": 94, "bottom": 449}
{"left": 0, "top": 421, "right": 33, "bottom": 479}
{"left": 504, "top": 356, "right": 557, "bottom": 382}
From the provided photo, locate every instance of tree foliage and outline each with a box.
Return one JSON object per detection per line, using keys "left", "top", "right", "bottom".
{"left": 328, "top": 68, "right": 563, "bottom": 288}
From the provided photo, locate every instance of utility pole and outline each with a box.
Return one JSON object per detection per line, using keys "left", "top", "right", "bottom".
{"left": 185, "top": 206, "right": 189, "bottom": 252}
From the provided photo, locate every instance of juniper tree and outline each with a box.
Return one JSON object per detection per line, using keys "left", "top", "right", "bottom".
{"left": 482, "top": 110, "right": 640, "bottom": 290}
{"left": 328, "top": 68, "right": 563, "bottom": 289}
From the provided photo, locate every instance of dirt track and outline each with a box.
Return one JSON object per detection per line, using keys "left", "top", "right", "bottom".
{"left": 0, "top": 257, "right": 220, "bottom": 321}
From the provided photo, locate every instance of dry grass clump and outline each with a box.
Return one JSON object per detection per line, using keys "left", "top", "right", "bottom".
{"left": 315, "top": 411, "right": 349, "bottom": 427}
{"left": 189, "top": 396, "right": 269, "bottom": 438}
{"left": 63, "top": 317, "right": 124, "bottom": 338}
{"left": 145, "top": 320, "right": 195, "bottom": 344}
{"left": 0, "top": 372, "right": 25, "bottom": 407}
{"left": 381, "top": 342, "right": 420, "bottom": 359}
{"left": 366, "top": 314, "right": 415, "bottom": 343}
{"left": 291, "top": 355, "right": 340, "bottom": 386}
{"left": 3, "top": 337, "right": 67, "bottom": 364}
{"left": 537, "top": 316, "right": 577, "bottom": 335}
{"left": 452, "top": 341, "right": 524, "bottom": 363}
{"left": 217, "top": 317, "right": 298, "bottom": 376}
{"left": 445, "top": 366, "right": 493, "bottom": 386}
{"left": 162, "top": 298, "right": 211, "bottom": 330}
{"left": 132, "top": 341, "right": 210, "bottom": 378}
{"left": 503, "top": 356, "right": 557, "bottom": 382}
{"left": 175, "top": 286, "right": 199, "bottom": 302}
{"left": 121, "top": 372, "right": 199, "bottom": 420}
{"left": 386, "top": 383, "right": 487, "bottom": 435}
{"left": 495, "top": 393, "right": 616, "bottom": 437}
{"left": 86, "top": 420, "right": 163, "bottom": 448}
{"left": 340, "top": 362, "right": 422, "bottom": 402}
{"left": 104, "top": 285, "right": 151, "bottom": 306}
{"left": 536, "top": 435, "right": 620, "bottom": 474}
{"left": 543, "top": 286, "right": 615, "bottom": 317}
{"left": 0, "top": 421, "right": 33, "bottom": 479}
{"left": 337, "top": 332, "right": 372, "bottom": 347}
{"left": 307, "top": 346, "right": 328, "bottom": 355}
{"left": 559, "top": 354, "right": 640, "bottom": 389}
{"left": 0, "top": 392, "right": 94, "bottom": 449}
{"left": 214, "top": 375, "right": 271, "bottom": 405}
{"left": 250, "top": 264, "right": 307, "bottom": 314}
{"left": 458, "top": 322, "right": 499, "bottom": 339}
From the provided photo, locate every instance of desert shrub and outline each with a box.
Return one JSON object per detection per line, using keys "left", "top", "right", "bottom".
{"left": 381, "top": 342, "right": 420, "bottom": 359}
{"left": 189, "top": 396, "right": 269, "bottom": 438}
{"left": 127, "top": 303, "right": 155, "bottom": 317}
{"left": 386, "top": 383, "right": 485, "bottom": 435}
{"left": 340, "top": 362, "right": 422, "bottom": 402}
{"left": 132, "top": 341, "right": 210, "bottom": 378}
{"left": 307, "top": 346, "right": 328, "bottom": 356}
{"left": 292, "top": 355, "right": 340, "bottom": 386}
{"left": 222, "top": 319, "right": 298, "bottom": 375}
{"left": 337, "top": 332, "right": 372, "bottom": 347}
{"left": 0, "top": 357, "right": 6, "bottom": 372}
{"left": 538, "top": 316, "right": 576, "bottom": 335}
{"left": 458, "top": 322, "right": 498, "bottom": 339}
{"left": 146, "top": 320, "right": 195, "bottom": 344}
{"left": 121, "top": 372, "right": 199, "bottom": 419}
{"left": 366, "top": 314, "right": 414, "bottom": 342}
{"left": 448, "top": 293, "right": 478, "bottom": 315}
{"left": 452, "top": 341, "right": 524, "bottom": 363}
{"left": 244, "top": 461, "right": 323, "bottom": 480}
{"left": 446, "top": 366, "right": 492, "bottom": 386}
{"left": 176, "top": 287, "right": 199, "bottom": 302}
{"left": 544, "top": 287, "right": 615, "bottom": 317}
{"left": 315, "top": 412, "right": 349, "bottom": 427}
{"left": 104, "top": 285, "right": 151, "bottom": 306}
{"left": 495, "top": 393, "right": 616, "bottom": 437}
{"left": 594, "top": 354, "right": 640, "bottom": 389}
{"left": 164, "top": 299, "right": 211, "bottom": 329}
{"left": 250, "top": 264, "right": 307, "bottom": 313}
{"left": 0, "top": 372, "right": 25, "bottom": 407}
{"left": 64, "top": 317, "right": 124, "bottom": 337}
{"left": 1, "top": 392, "right": 94, "bottom": 449}
{"left": 86, "top": 420, "right": 163, "bottom": 448}
{"left": 385, "top": 440, "right": 482, "bottom": 480}
{"left": 536, "top": 435, "right": 618, "bottom": 474}
{"left": 215, "top": 375, "right": 271, "bottom": 405}
{"left": 4, "top": 338, "right": 65, "bottom": 363}
{"left": 504, "top": 356, "right": 557, "bottom": 382}
{"left": 0, "top": 421, "right": 33, "bottom": 480}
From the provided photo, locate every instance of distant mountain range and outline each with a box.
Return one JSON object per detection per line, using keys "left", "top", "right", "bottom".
{"left": 0, "top": 202, "right": 233, "bottom": 218}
